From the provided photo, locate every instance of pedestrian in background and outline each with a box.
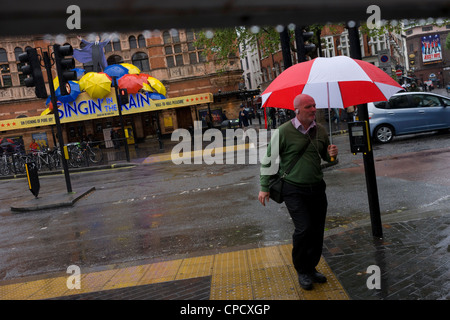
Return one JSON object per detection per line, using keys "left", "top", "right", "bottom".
{"left": 238, "top": 105, "right": 249, "bottom": 140}
{"left": 258, "top": 93, "right": 338, "bottom": 290}
{"left": 238, "top": 105, "right": 249, "bottom": 129}
{"left": 29, "top": 139, "right": 40, "bottom": 152}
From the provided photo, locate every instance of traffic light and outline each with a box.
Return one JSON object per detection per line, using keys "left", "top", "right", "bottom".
{"left": 18, "top": 48, "right": 48, "bottom": 99}
{"left": 53, "top": 44, "right": 77, "bottom": 96}
{"left": 119, "top": 88, "right": 129, "bottom": 106}
{"left": 295, "top": 26, "right": 316, "bottom": 63}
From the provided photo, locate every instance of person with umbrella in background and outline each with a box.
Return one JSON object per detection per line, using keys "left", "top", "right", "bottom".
{"left": 258, "top": 93, "right": 338, "bottom": 291}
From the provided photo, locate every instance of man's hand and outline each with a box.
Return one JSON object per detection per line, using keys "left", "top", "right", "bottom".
{"left": 328, "top": 144, "right": 338, "bottom": 159}
{"left": 258, "top": 191, "right": 270, "bottom": 206}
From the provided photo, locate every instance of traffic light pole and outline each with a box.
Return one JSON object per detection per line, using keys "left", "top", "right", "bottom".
{"left": 112, "top": 77, "right": 130, "bottom": 162}
{"left": 279, "top": 27, "right": 293, "bottom": 70}
{"left": 42, "top": 51, "right": 73, "bottom": 193}
{"left": 347, "top": 21, "right": 383, "bottom": 238}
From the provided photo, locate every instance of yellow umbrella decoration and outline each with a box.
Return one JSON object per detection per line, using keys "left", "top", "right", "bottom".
{"left": 82, "top": 72, "right": 112, "bottom": 99}
{"left": 78, "top": 72, "right": 96, "bottom": 91}
{"left": 147, "top": 76, "right": 166, "bottom": 97}
{"left": 120, "top": 63, "right": 141, "bottom": 74}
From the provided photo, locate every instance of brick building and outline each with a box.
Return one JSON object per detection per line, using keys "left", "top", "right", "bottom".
{"left": 0, "top": 30, "right": 243, "bottom": 149}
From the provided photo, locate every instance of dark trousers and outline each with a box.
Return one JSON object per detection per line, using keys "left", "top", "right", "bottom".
{"left": 282, "top": 180, "right": 328, "bottom": 274}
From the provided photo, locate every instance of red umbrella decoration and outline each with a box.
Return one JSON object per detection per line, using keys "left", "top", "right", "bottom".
{"left": 118, "top": 73, "right": 146, "bottom": 94}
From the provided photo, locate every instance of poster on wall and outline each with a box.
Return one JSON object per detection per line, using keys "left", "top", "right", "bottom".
{"left": 421, "top": 34, "right": 442, "bottom": 64}
{"left": 32, "top": 132, "right": 48, "bottom": 149}
{"left": 198, "top": 109, "right": 223, "bottom": 128}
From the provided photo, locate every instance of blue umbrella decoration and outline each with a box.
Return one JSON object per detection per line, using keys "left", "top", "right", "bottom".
{"left": 55, "top": 81, "right": 81, "bottom": 103}
{"left": 104, "top": 64, "right": 128, "bottom": 80}
{"left": 72, "top": 68, "right": 86, "bottom": 80}
{"left": 148, "top": 92, "right": 166, "bottom": 100}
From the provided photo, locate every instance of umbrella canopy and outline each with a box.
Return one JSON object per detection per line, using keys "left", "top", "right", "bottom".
{"left": 104, "top": 64, "right": 128, "bottom": 80}
{"left": 262, "top": 55, "right": 403, "bottom": 110}
{"left": 79, "top": 72, "right": 96, "bottom": 91}
{"left": 118, "top": 73, "right": 145, "bottom": 94}
{"left": 147, "top": 76, "right": 167, "bottom": 97}
{"left": 120, "top": 63, "right": 140, "bottom": 74}
{"left": 55, "top": 81, "right": 81, "bottom": 103}
{"left": 83, "top": 72, "right": 112, "bottom": 99}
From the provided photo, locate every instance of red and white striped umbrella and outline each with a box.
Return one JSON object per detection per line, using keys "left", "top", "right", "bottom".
{"left": 262, "top": 55, "right": 404, "bottom": 110}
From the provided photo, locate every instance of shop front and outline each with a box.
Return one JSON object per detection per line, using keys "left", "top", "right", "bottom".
{"left": 0, "top": 91, "right": 214, "bottom": 151}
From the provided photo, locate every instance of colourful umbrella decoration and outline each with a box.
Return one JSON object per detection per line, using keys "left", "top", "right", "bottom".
{"left": 98, "top": 72, "right": 112, "bottom": 81}
{"left": 120, "top": 63, "right": 140, "bottom": 74}
{"left": 118, "top": 73, "right": 145, "bottom": 94}
{"left": 83, "top": 72, "right": 112, "bottom": 99}
{"left": 41, "top": 98, "right": 61, "bottom": 116}
{"left": 55, "top": 81, "right": 81, "bottom": 103}
{"left": 147, "top": 76, "right": 166, "bottom": 97}
{"left": 148, "top": 92, "right": 166, "bottom": 100}
{"left": 104, "top": 64, "right": 128, "bottom": 80}
{"left": 78, "top": 72, "right": 96, "bottom": 91}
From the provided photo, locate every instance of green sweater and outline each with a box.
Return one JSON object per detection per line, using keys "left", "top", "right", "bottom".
{"left": 260, "top": 121, "right": 331, "bottom": 192}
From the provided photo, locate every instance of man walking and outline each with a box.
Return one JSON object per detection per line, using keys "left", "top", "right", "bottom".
{"left": 258, "top": 94, "right": 338, "bottom": 290}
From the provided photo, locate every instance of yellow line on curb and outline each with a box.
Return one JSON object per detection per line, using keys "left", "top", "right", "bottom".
{"left": 0, "top": 244, "right": 349, "bottom": 300}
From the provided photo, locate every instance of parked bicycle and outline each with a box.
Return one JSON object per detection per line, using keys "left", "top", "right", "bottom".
{"left": 29, "top": 148, "right": 56, "bottom": 171}
{"left": 66, "top": 141, "right": 103, "bottom": 168}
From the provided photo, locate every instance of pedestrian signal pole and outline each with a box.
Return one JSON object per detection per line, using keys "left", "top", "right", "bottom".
{"left": 42, "top": 48, "right": 73, "bottom": 193}
{"left": 112, "top": 77, "right": 130, "bottom": 162}
{"left": 347, "top": 20, "right": 383, "bottom": 238}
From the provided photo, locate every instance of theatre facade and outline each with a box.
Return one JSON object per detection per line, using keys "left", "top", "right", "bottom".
{"left": 0, "top": 30, "right": 244, "bottom": 149}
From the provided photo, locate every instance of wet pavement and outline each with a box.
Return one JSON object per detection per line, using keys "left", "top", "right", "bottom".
{"left": 0, "top": 121, "right": 449, "bottom": 302}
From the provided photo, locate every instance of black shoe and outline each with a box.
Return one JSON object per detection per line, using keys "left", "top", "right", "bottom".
{"left": 309, "top": 270, "right": 327, "bottom": 283}
{"left": 297, "top": 273, "right": 313, "bottom": 290}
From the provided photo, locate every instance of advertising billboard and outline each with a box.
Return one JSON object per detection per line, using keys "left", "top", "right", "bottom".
{"left": 421, "top": 34, "right": 442, "bottom": 64}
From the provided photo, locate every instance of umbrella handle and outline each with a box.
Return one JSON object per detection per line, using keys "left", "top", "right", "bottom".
{"left": 330, "top": 156, "right": 335, "bottom": 162}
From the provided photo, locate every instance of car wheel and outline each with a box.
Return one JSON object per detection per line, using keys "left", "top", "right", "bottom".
{"left": 374, "top": 124, "right": 394, "bottom": 143}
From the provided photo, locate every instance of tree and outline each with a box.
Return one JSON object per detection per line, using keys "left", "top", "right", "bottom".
{"left": 194, "top": 26, "right": 285, "bottom": 69}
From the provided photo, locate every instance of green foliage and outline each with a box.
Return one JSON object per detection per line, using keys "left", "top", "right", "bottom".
{"left": 194, "top": 26, "right": 283, "bottom": 69}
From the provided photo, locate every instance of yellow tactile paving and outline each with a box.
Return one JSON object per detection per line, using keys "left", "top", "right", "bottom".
{"left": 0, "top": 244, "right": 350, "bottom": 300}
{"left": 210, "top": 250, "right": 253, "bottom": 300}
{"left": 175, "top": 255, "right": 215, "bottom": 280}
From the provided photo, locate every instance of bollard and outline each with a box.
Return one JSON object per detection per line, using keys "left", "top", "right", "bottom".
{"left": 25, "top": 161, "right": 40, "bottom": 198}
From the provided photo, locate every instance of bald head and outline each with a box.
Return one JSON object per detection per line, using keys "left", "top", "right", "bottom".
{"left": 293, "top": 94, "right": 316, "bottom": 127}
{"left": 293, "top": 94, "right": 315, "bottom": 111}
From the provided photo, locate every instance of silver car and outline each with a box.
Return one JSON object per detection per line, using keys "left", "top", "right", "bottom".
{"left": 368, "top": 92, "right": 450, "bottom": 143}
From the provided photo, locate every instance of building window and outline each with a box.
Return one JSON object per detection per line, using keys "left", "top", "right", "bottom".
{"left": 262, "top": 68, "right": 268, "bottom": 82}
{"left": 164, "top": 30, "right": 183, "bottom": 67}
{"left": 339, "top": 34, "right": 350, "bottom": 56}
{"left": 322, "top": 36, "right": 335, "bottom": 57}
{"left": 107, "top": 55, "right": 124, "bottom": 65}
{"left": 422, "top": 26, "right": 433, "bottom": 32}
{"left": 0, "top": 48, "right": 12, "bottom": 88}
{"left": 369, "top": 35, "right": 387, "bottom": 55}
{"left": 14, "top": 47, "right": 27, "bottom": 85}
{"left": 186, "top": 29, "right": 206, "bottom": 64}
{"left": 112, "top": 39, "right": 121, "bottom": 51}
{"left": 104, "top": 41, "right": 112, "bottom": 53}
{"left": 129, "top": 36, "right": 137, "bottom": 49}
{"left": 137, "top": 34, "right": 146, "bottom": 48}
{"left": 14, "top": 47, "right": 23, "bottom": 60}
{"left": 132, "top": 52, "right": 150, "bottom": 71}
